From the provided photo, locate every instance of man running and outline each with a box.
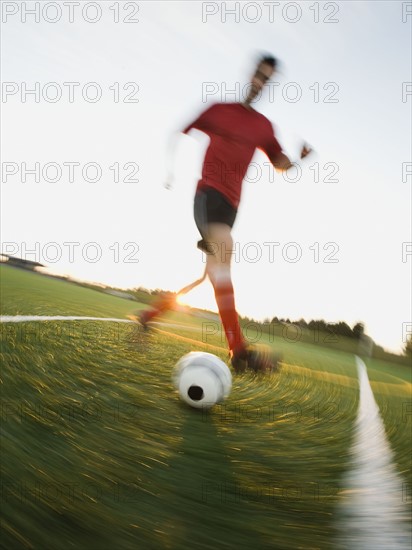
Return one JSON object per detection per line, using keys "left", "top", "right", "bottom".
{"left": 138, "top": 55, "right": 312, "bottom": 373}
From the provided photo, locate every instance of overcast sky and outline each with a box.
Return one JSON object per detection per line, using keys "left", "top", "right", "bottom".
{"left": 1, "top": 1, "right": 411, "bottom": 353}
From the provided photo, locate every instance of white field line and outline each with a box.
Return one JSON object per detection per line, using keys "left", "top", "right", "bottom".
{"left": 0, "top": 315, "right": 133, "bottom": 323}
{"left": 337, "top": 356, "right": 411, "bottom": 549}
{"left": 0, "top": 316, "right": 202, "bottom": 331}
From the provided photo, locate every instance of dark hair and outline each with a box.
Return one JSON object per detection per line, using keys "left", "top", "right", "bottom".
{"left": 259, "top": 55, "right": 277, "bottom": 69}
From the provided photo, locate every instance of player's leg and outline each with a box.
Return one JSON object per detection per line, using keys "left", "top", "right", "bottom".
{"left": 135, "top": 268, "right": 208, "bottom": 328}
{"left": 134, "top": 264, "right": 208, "bottom": 329}
{"left": 195, "top": 190, "right": 281, "bottom": 373}
{"left": 136, "top": 291, "right": 176, "bottom": 328}
{"left": 176, "top": 266, "right": 207, "bottom": 296}
{"left": 193, "top": 188, "right": 249, "bottom": 358}
{"left": 202, "top": 222, "right": 247, "bottom": 359}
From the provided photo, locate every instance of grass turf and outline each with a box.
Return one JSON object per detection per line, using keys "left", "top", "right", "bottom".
{"left": 1, "top": 264, "right": 410, "bottom": 549}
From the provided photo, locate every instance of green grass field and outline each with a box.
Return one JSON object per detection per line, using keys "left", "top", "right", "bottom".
{"left": 1, "top": 264, "right": 411, "bottom": 549}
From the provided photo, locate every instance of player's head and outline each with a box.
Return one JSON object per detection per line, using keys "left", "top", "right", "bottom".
{"left": 246, "top": 54, "right": 277, "bottom": 104}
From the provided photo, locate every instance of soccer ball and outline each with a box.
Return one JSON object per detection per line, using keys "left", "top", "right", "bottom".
{"left": 173, "top": 352, "right": 232, "bottom": 409}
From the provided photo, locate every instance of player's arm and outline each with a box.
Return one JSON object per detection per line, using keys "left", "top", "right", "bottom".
{"left": 164, "top": 132, "right": 181, "bottom": 190}
{"left": 271, "top": 151, "right": 294, "bottom": 173}
{"left": 261, "top": 121, "right": 312, "bottom": 174}
{"left": 271, "top": 144, "right": 312, "bottom": 173}
{"left": 181, "top": 103, "right": 216, "bottom": 136}
{"left": 164, "top": 104, "right": 216, "bottom": 190}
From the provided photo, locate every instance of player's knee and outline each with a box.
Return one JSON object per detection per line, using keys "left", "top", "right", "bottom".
{"left": 217, "top": 234, "right": 233, "bottom": 264}
{"left": 208, "top": 263, "right": 232, "bottom": 286}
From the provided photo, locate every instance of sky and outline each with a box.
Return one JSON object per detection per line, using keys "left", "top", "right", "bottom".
{"left": 1, "top": 1, "right": 411, "bottom": 353}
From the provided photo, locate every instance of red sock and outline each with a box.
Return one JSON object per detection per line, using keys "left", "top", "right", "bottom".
{"left": 212, "top": 279, "right": 246, "bottom": 355}
{"left": 143, "top": 294, "right": 175, "bottom": 322}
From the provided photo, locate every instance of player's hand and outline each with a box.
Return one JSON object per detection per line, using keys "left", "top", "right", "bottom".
{"left": 300, "top": 143, "right": 313, "bottom": 159}
{"left": 164, "top": 174, "right": 174, "bottom": 190}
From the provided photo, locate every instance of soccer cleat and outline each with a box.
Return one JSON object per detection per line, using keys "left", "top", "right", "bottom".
{"left": 230, "top": 348, "right": 249, "bottom": 373}
{"left": 231, "top": 346, "right": 281, "bottom": 374}
{"left": 127, "top": 311, "right": 151, "bottom": 331}
{"left": 247, "top": 348, "right": 281, "bottom": 373}
{"left": 137, "top": 310, "right": 150, "bottom": 331}
{"left": 129, "top": 292, "right": 176, "bottom": 331}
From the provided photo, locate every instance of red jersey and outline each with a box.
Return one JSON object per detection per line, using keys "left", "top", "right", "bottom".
{"left": 183, "top": 102, "right": 283, "bottom": 209}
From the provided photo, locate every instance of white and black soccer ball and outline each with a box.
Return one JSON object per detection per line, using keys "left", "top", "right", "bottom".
{"left": 173, "top": 352, "right": 232, "bottom": 409}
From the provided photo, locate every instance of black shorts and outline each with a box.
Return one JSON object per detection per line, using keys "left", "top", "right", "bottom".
{"left": 193, "top": 187, "right": 237, "bottom": 253}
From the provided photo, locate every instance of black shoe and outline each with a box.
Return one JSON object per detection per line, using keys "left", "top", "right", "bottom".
{"left": 230, "top": 349, "right": 249, "bottom": 373}
{"left": 231, "top": 347, "right": 281, "bottom": 374}
{"left": 247, "top": 348, "right": 281, "bottom": 373}
{"left": 127, "top": 311, "right": 150, "bottom": 331}
{"left": 137, "top": 310, "right": 150, "bottom": 331}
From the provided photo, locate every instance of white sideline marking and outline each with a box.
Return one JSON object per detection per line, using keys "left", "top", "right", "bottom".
{"left": 0, "top": 315, "right": 133, "bottom": 323}
{"left": 0, "top": 316, "right": 201, "bottom": 331}
{"left": 338, "top": 356, "right": 411, "bottom": 549}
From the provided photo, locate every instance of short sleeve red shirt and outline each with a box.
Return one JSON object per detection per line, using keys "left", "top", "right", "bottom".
{"left": 183, "top": 102, "right": 283, "bottom": 209}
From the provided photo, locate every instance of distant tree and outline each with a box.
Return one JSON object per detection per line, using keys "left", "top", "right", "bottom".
{"left": 271, "top": 317, "right": 280, "bottom": 324}
{"left": 353, "top": 322, "right": 365, "bottom": 339}
{"left": 333, "top": 322, "right": 353, "bottom": 338}
{"left": 404, "top": 335, "right": 412, "bottom": 360}
{"left": 151, "top": 288, "right": 162, "bottom": 296}
{"left": 309, "top": 319, "right": 327, "bottom": 331}
{"left": 285, "top": 318, "right": 291, "bottom": 324}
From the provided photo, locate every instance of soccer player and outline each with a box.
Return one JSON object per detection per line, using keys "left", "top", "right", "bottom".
{"left": 138, "top": 55, "right": 312, "bottom": 372}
